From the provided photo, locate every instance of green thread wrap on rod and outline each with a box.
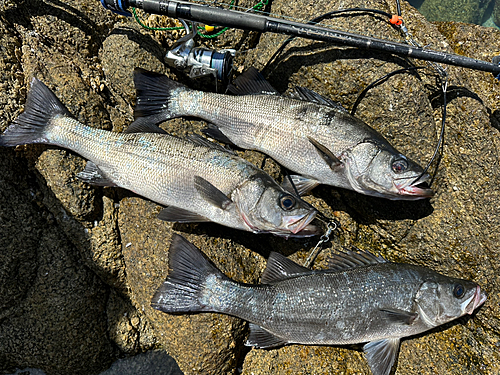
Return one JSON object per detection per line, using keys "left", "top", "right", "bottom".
{"left": 132, "top": 0, "right": 268, "bottom": 38}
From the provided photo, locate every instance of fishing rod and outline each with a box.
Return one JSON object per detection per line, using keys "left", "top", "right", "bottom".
{"left": 101, "top": 0, "right": 500, "bottom": 78}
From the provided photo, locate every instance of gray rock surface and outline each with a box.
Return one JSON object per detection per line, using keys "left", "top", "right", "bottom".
{"left": 0, "top": 0, "right": 499, "bottom": 374}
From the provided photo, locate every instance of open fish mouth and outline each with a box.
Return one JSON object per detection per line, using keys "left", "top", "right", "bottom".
{"left": 465, "top": 285, "right": 487, "bottom": 315}
{"left": 283, "top": 211, "right": 319, "bottom": 237}
{"left": 394, "top": 174, "right": 435, "bottom": 199}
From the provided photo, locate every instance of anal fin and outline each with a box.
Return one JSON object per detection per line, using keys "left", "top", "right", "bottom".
{"left": 245, "top": 323, "right": 287, "bottom": 348}
{"left": 77, "top": 161, "right": 116, "bottom": 187}
{"left": 202, "top": 124, "right": 235, "bottom": 146}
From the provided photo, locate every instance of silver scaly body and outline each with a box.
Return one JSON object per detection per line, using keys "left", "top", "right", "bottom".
{"left": 134, "top": 68, "right": 434, "bottom": 200}
{"left": 0, "top": 79, "right": 317, "bottom": 236}
{"left": 152, "top": 235, "right": 487, "bottom": 375}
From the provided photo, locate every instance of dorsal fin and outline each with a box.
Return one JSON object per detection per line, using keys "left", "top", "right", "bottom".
{"left": 261, "top": 252, "right": 311, "bottom": 284}
{"left": 228, "top": 67, "right": 280, "bottom": 96}
{"left": 328, "top": 248, "right": 387, "bottom": 271}
{"left": 291, "top": 86, "right": 348, "bottom": 112}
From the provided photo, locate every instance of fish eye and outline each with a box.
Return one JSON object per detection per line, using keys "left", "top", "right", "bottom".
{"left": 392, "top": 159, "right": 408, "bottom": 174}
{"left": 453, "top": 284, "right": 465, "bottom": 299}
{"left": 279, "top": 194, "right": 296, "bottom": 211}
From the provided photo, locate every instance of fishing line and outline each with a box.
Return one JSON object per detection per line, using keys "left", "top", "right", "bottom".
{"left": 304, "top": 218, "right": 337, "bottom": 268}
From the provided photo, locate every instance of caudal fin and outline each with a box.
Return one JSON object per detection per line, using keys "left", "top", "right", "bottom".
{"left": 133, "top": 68, "right": 187, "bottom": 123}
{"left": 151, "top": 234, "right": 226, "bottom": 313}
{"left": 0, "top": 78, "right": 71, "bottom": 147}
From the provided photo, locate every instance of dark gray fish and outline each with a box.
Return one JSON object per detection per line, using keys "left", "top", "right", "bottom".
{"left": 134, "top": 68, "right": 434, "bottom": 200}
{"left": 0, "top": 78, "right": 318, "bottom": 237}
{"left": 152, "top": 235, "right": 486, "bottom": 375}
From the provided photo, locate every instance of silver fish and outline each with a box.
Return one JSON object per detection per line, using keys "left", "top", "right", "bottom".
{"left": 152, "top": 235, "right": 486, "bottom": 375}
{"left": 0, "top": 78, "right": 318, "bottom": 237}
{"left": 134, "top": 68, "right": 434, "bottom": 200}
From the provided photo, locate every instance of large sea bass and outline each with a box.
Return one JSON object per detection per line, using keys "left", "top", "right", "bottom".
{"left": 134, "top": 68, "right": 434, "bottom": 200}
{"left": 152, "top": 235, "right": 486, "bottom": 375}
{"left": 0, "top": 78, "right": 318, "bottom": 237}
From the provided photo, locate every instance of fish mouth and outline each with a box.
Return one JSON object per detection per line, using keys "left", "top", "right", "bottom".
{"left": 282, "top": 210, "right": 319, "bottom": 237}
{"left": 465, "top": 285, "right": 487, "bottom": 315}
{"left": 393, "top": 174, "right": 435, "bottom": 199}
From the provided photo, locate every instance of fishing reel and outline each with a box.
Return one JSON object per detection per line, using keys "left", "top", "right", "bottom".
{"left": 165, "top": 20, "right": 234, "bottom": 84}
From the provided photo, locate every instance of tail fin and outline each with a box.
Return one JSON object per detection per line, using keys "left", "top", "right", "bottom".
{"left": 133, "top": 68, "right": 187, "bottom": 123}
{"left": 0, "top": 78, "right": 71, "bottom": 147}
{"left": 151, "top": 234, "right": 226, "bottom": 313}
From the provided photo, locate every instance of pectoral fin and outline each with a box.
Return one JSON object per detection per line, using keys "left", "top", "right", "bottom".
{"left": 380, "top": 308, "right": 418, "bottom": 325}
{"left": 282, "top": 175, "right": 320, "bottom": 196}
{"left": 194, "top": 176, "right": 232, "bottom": 210}
{"left": 77, "top": 161, "right": 116, "bottom": 187}
{"left": 363, "top": 338, "right": 401, "bottom": 375}
{"left": 157, "top": 207, "right": 211, "bottom": 223}
{"left": 245, "top": 323, "right": 287, "bottom": 348}
{"left": 307, "top": 137, "right": 342, "bottom": 170}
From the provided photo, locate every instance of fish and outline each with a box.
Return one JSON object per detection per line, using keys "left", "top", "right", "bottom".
{"left": 152, "top": 234, "right": 487, "bottom": 375}
{"left": 0, "top": 78, "right": 318, "bottom": 237}
{"left": 133, "top": 68, "right": 434, "bottom": 200}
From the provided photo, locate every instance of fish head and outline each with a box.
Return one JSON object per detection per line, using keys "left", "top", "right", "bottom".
{"left": 233, "top": 173, "right": 319, "bottom": 237}
{"left": 346, "top": 142, "right": 434, "bottom": 200}
{"left": 414, "top": 276, "right": 487, "bottom": 328}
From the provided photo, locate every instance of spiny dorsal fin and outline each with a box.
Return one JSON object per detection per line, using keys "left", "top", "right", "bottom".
{"left": 307, "top": 137, "right": 342, "bottom": 170}
{"left": 77, "top": 161, "right": 116, "bottom": 187}
{"left": 363, "top": 338, "right": 401, "bottom": 375}
{"left": 187, "top": 134, "right": 235, "bottom": 154}
{"left": 194, "top": 176, "right": 233, "bottom": 210}
{"left": 228, "top": 67, "right": 280, "bottom": 96}
{"left": 291, "top": 86, "right": 348, "bottom": 112}
{"left": 245, "top": 323, "right": 287, "bottom": 348}
{"left": 328, "top": 248, "right": 387, "bottom": 271}
{"left": 261, "top": 252, "right": 311, "bottom": 284}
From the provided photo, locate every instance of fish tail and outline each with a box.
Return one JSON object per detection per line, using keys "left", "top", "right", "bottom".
{"left": 151, "top": 234, "right": 229, "bottom": 314}
{"left": 0, "top": 78, "right": 71, "bottom": 147}
{"left": 133, "top": 68, "right": 188, "bottom": 123}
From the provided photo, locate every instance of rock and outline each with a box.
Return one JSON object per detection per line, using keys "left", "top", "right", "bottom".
{"left": 0, "top": 0, "right": 499, "bottom": 374}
